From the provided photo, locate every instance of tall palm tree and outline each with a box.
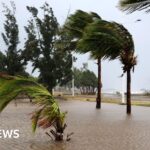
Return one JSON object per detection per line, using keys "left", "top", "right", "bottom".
{"left": 76, "top": 19, "right": 123, "bottom": 108}
{"left": 119, "top": 0, "right": 150, "bottom": 13}
{"left": 0, "top": 73, "right": 67, "bottom": 141}
{"left": 64, "top": 10, "right": 103, "bottom": 108}
{"left": 78, "top": 20, "right": 137, "bottom": 114}
{"left": 105, "top": 22, "right": 137, "bottom": 114}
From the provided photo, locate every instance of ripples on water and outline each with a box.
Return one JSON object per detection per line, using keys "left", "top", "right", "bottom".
{"left": 1, "top": 101, "right": 150, "bottom": 150}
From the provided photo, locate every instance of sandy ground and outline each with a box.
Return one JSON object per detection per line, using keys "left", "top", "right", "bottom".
{"left": 0, "top": 100, "right": 150, "bottom": 150}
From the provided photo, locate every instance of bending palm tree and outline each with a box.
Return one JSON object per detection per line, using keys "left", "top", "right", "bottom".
{"left": 76, "top": 19, "right": 123, "bottom": 108}
{"left": 64, "top": 10, "right": 104, "bottom": 108}
{"left": 77, "top": 20, "right": 137, "bottom": 114}
{"left": 119, "top": 0, "right": 150, "bottom": 13}
{"left": 109, "top": 22, "right": 137, "bottom": 113}
{"left": 0, "top": 73, "right": 67, "bottom": 141}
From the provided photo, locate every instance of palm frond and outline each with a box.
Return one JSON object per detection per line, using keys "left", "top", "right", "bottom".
{"left": 109, "top": 22, "right": 134, "bottom": 50}
{"left": 119, "top": 51, "right": 137, "bottom": 73}
{"left": 119, "top": 0, "right": 150, "bottom": 13}
{"left": 77, "top": 20, "right": 124, "bottom": 59}
{"left": 64, "top": 10, "right": 102, "bottom": 38}
{"left": 0, "top": 73, "right": 66, "bottom": 133}
{"left": 63, "top": 9, "right": 136, "bottom": 75}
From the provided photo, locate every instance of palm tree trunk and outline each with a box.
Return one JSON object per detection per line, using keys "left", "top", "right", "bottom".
{"left": 126, "top": 69, "right": 131, "bottom": 114}
{"left": 96, "top": 58, "right": 102, "bottom": 109}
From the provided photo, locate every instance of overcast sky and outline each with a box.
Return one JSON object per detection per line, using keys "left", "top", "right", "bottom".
{"left": 0, "top": 0, "right": 150, "bottom": 92}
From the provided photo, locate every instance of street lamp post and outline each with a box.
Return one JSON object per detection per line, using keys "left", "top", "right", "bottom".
{"left": 121, "top": 75, "right": 125, "bottom": 104}
{"left": 72, "top": 54, "right": 75, "bottom": 97}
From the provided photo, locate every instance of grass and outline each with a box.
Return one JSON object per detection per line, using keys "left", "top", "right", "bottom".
{"left": 132, "top": 101, "right": 150, "bottom": 107}
{"left": 55, "top": 95, "right": 150, "bottom": 107}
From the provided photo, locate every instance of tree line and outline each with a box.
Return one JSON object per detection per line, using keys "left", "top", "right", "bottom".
{"left": 74, "top": 64, "right": 97, "bottom": 95}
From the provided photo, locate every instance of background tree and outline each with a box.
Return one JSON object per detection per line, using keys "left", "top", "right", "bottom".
{"left": 119, "top": 0, "right": 150, "bottom": 13}
{"left": 74, "top": 67, "right": 82, "bottom": 90}
{"left": 1, "top": 2, "right": 27, "bottom": 76}
{"left": 80, "top": 69, "right": 97, "bottom": 95}
{"left": 23, "top": 3, "right": 72, "bottom": 93}
{"left": 74, "top": 64, "right": 97, "bottom": 95}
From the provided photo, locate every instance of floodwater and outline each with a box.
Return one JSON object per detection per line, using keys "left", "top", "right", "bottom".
{"left": 0, "top": 100, "right": 150, "bottom": 150}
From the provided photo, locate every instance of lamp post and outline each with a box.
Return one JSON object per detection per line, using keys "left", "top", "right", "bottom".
{"left": 121, "top": 75, "right": 125, "bottom": 104}
{"left": 72, "top": 54, "right": 75, "bottom": 97}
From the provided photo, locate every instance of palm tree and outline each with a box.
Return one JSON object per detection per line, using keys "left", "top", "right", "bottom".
{"left": 76, "top": 19, "right": 123, "bottom": 108}
{"left": 106, "top": 22, "right": 137, "bottom": 114}
{"left": 64, "top": 10, "right": 103, "bottom": 108}
{"left": 77, "top": 20, "right": 137, "bottom": 114}
{"left": 119, "top": 0, "right": 150, "bottom": 13}
{"left": 119, "top": 51, "right": 137, "bottom": 113}
{"left": 64, "top": 10, "right": 137, "bottom": 114}
{"left": 0, "top": 73, "right": 67, "bottom": 141}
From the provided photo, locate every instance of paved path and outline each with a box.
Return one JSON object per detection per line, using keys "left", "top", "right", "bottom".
{"left": 0, "top": 101, "right": 150, "bottom": 150}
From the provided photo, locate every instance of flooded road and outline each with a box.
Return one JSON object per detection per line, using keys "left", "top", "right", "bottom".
{"left": 0, "top": 100, "right": 150, "bottom": 150}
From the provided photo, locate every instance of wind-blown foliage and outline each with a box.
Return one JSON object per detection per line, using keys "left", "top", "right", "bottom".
{"left": 77, "top": 20, "right": 122, "bottom": 60}
{"left": 0, "top": 73, "right": 66, "bottom": 140}
{"left": 23, "top": 3, "right": 72, "bottom": 93}
{"left": 110, "top": 22, "right": 136, "bottom": 74}
{"left": 1, "top": 2, "right": 27, "bottom": 76}
{"left": 78, "top": 20, "right": 137, "bottom": 114}
{"left": 64, "top": 10, "right": 102, "bottom": 39}
{"left": 119, "top": 0, "right": 150, "bottom": 13}
{"left": 65, "top": 9, "right": 137, "bottom": 113}
{"left": 78, "top": 20, "right": 136, "bottom": 72}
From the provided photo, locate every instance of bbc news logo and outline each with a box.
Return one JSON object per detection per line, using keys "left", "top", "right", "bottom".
{"left": 0, "top": 130, "right": 20, "bottom": 139}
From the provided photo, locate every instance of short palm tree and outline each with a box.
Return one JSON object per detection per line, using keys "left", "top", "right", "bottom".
{"left": 0, "top": 73, "right": 67, "bottom": 141}
{"left": 119, "top": 0, "right": 150, "bottom": 13}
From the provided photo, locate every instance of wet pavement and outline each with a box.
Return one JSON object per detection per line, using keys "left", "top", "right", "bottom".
{"left": 0, "top": 100, "right": 150, "bottom": 150}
